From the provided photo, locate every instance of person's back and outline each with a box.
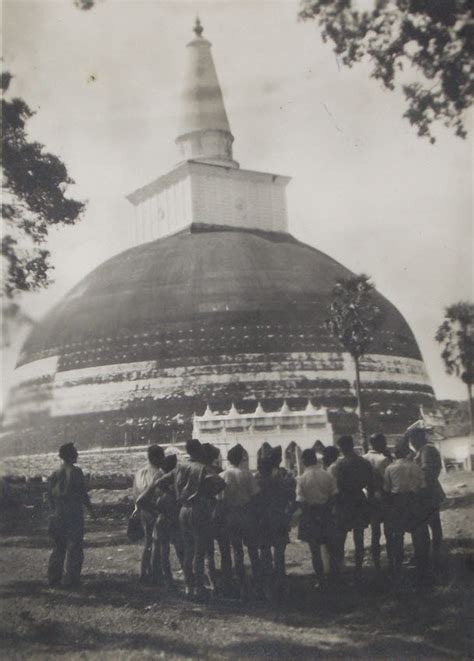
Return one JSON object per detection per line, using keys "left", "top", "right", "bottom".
{"left": 363, "top": 444, "right": 391, "bottom": 495}
{"left": 335, "top": 453, "right": 372, "bottom": 497}
{"left": 221, "top": 465, "right": 259, "bottom": 508}
{"left": 296, "top": 449, "right": 337, "bottom": 586}
{"left": 384, "top": 438, "right": 429, "bottom": 580}
{"left": 410, "top": 429, "right": 445, "bottom": 568}
{"left": 384, "top": 458, "right": 425, "bottom": 494}
{"left": 133, "top": 444, "right": 165, "bottom": 584}
{"left": 47, "top": 443, "right": 95, "bottom": 588}
{"left": 49, "top": 463, "right": 89, "bottom": 517}
{"left": 297, "top": 462, "right": 337, "bottom": 506}
{"left": 332, "top": 436, "right": 373, "bottom": 575}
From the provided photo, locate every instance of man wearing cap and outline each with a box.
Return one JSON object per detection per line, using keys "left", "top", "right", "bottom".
{"left": 219, "top": 443, "right": 262, "bottom": 598}
{"left": 410, "top": 428, "right": 445, "bottom": 568}
{"left": 47, "top": 443, "right": 96, "bottom": 588}
{"left": 156, "top": 438, "right": 225, "bottom": 600}
{"left": 363, "top": 433, "right": 392, "bottom": 570}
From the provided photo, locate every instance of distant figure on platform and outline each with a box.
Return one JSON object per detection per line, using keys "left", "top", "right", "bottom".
{"left": 384, "top": 438, "right": 430, "bottom": 583}
{"left": 133, "top": 444, "right": 165, "bottom": 584}
{"left": 156, "top": 438, "right": 225, "bottom": 600}
{"left": 219, "top": 443, "right": 262, "bottom": 598}
{"left": 363, "top": 433, "right": 392, "bottom": 569}
{"left": 296, "top": 448, "right": 338, "bottom": 588}
{"left": 47, "top": 443, "right": 96, "bottom": 589}
{"left": 410, "top": 428, "right": 445, "bottom": 568}
{"left": 333, "top": 435, "right": 373, "bottom": 577}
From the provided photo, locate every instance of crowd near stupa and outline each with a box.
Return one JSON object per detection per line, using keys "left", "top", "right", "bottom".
{"left": 3, "top": 17, "right": 449, "bottom": 606}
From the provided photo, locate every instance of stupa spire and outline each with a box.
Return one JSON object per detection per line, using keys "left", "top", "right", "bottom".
{"left": 175, "top": 19, "right": 239, "bottom": 168}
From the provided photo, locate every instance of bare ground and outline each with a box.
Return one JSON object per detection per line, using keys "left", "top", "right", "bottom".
{"left": 1, "top": 472, "right": 473, "bottom": 660}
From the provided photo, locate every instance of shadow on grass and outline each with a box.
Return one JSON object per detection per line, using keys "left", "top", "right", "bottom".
{"left": 0, "top": 618, "right": 199, "bottom": 658}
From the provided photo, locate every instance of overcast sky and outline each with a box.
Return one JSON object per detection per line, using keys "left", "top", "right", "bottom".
{"left": 3, "top": 0, "right": 472, "bottom": 402}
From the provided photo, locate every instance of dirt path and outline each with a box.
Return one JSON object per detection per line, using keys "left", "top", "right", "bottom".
{"left": 1, "top": 473, "right": 473, "bottom": 660}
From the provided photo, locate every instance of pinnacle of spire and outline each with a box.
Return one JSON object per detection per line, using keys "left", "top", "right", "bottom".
{"left": 193, "top": 16, "right": 203, "bottom": 38}
{"left": 176, "top": 20, "right": 239, "bottom": 168}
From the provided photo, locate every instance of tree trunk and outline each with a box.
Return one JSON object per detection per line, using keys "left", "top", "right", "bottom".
{"left": 354, "top": 356, "right": 367, "bottom": 446}
{"left": 468, "top": 382, "right": 474, "bottom": 437}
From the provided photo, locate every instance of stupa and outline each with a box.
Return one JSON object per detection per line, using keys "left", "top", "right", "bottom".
{"left": 3, "top": 20, "right": 437, "bottom": 457}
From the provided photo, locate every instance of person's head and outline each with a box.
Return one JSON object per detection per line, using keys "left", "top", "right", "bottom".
{"left": 322, "top": 445, "right": 340, "bottom": 468}
{"left": 410, "top": 428, "right": 427, "bottom": 451}
{"left": 201, "top": 443, "right": 220, "bottom": 466}
{"left": 163, "top": 454, "right": 177, "bottom": 473}
{"left": 186, "top": 438, "right": 203, "bottom": 461}
{"left": 270, "top": 446, "right": 282, "bottom": 468}
{"left": 337, "top": 435, "right": 354, "bottom": 456}
{"left": 59, "top": 442, "right": 78, "bottom": 464}
{"left": 369, "top": 433, "right": 387, "bottom": 454}
{"left": 148, "top": 444, "right": 165, "bottom": 468}
{"left": 301, "top": 448, "right": 317, "bottom": 467}
{"left": 258, "top": 456, "right": 273, "bottom": 477}
{"left": 227, "top": 443, "right": 245, "bottom": 467}
{"left": 394, "top": 438, "right": 410, "bottom": 460}
{"left": 314, "top": 440, "right": 326, "bottom": 454}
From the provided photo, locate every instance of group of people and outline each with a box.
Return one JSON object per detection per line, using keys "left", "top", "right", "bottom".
{"left": 46, "top": 427, "right": 445, "bottom": 600}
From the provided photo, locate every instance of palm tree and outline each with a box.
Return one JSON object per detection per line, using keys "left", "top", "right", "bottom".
{"left": 435, "top": 302, "right": 474, "bottom": 435}
{"left": 326, "top": 274, "right": 383, "bottom": 442}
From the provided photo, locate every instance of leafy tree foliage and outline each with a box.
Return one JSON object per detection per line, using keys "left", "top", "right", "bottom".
{"left": 2, "top": 73, "right": 85, "bottom": 298}
{"left": 299, "top": 0, "right": 473, "bottom": 142}
{"left": 435, "top": 301, "right": 474, "bottom": 433}
{"left": 326, "top": 273, "right": 383, "bottom": 439}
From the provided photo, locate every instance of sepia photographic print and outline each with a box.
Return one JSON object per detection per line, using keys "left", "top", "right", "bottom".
{"left": 1, "top": 1, "right": 473, "bottom": 659}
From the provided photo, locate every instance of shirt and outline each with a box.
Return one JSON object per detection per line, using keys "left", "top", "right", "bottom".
{"left": 48, "top": 464, "right": 91, "bottom": 517}
{"left": 133, "top": 463, "right": 163, "bottom": 501}
{"left": 296, "top": 464, "right": 337, "bottom": 505}
{"left": 333, "top": 453, "right": 373, "bottom": 497}
{"left": 362, "top": 450, "right": 391, "bottom": 494}
{"left": 414, "top": 443, "right": 445, "bottom": 503}
{"left": 384, "top": 458, "right": 425, "bottom": 494}
{"left": 220, "top": 466, "right": 259, "bottom": 507}
{"left": 157, "top": 459, "right": 225, "bottom": 505}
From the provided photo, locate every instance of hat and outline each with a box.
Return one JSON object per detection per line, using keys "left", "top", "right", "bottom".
{"left": 227, "top": 443, "right": 245, "bottom": 466}
{"left": 201, "top": 442, "right": 220, "bottom": 465}
{"left": 186, "top": 438, "right": 203, "bottom": 459}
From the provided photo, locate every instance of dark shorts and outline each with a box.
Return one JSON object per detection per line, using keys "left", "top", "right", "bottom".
{"left": 298, "top": 503, "right": 333, "bottom": 544}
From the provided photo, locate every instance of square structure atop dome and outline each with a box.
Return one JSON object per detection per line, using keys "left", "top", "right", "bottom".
{"left": 127, "top": 160, "right": 291, "bottom": 243}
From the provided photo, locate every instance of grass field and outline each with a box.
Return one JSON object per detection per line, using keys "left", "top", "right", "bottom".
{"left": 1, "top": 472, "right": 473, "bottom": 660}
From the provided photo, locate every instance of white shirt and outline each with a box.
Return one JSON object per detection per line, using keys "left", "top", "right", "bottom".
{"left": 296, "top": 464, "right": 338, "bottom": 505}
{"left": 363, "top": 450, "right": 391, "bottom": 476}
{"left": 220, "top": 466, "right": 260, "bottom": 507}
{"left": 384, "top": 458, "right": 425, "bottom": 494}
{"left": 133, "top": 464, "right": 163, "bottom": 501}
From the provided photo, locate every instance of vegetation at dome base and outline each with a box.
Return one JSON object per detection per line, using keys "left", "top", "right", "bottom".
{"left": 299, "top": 0, "right": 473, "bottom": 142}
{"left": 326, "top": 273, "right": 383, "bottom": 442}
{"left": 436, "top": 301, "right": 474, "bottom": 435}
{"left": 1, "top": 72, "right": 85, "bottom": 299}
